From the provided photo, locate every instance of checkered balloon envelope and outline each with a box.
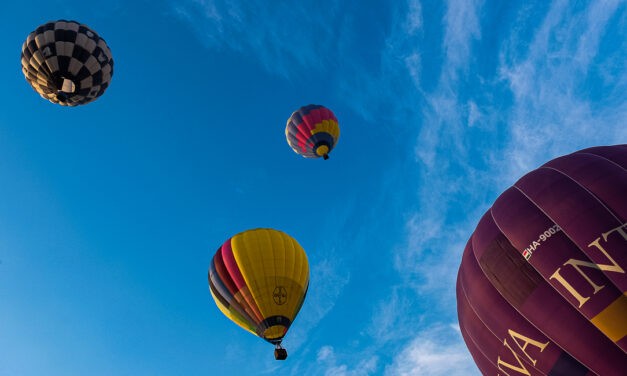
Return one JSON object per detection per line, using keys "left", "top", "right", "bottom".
{"left": 21, "top": 20, "right": 114, "bottom": 106}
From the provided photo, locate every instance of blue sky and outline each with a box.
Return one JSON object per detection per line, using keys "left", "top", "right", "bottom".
{"left": 1, "top": 1, "right": 625, "bottom": 375}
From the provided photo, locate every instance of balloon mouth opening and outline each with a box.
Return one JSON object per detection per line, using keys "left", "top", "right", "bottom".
{"left": 315, "top": 145, "right": 330, "bottom": 158}
{"left": 263, "top": 325, "right": 288, "bottom": 341}
{"left": 269, "top": 338, "right": 283, "bottom": 345}
{"left": 56, "top": 77, "right": 76, "bottom": 101}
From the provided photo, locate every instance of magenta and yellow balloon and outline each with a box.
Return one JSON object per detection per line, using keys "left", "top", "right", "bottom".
{"left": 285, "top": 105, "right": 339, "bottom": 160}
{"left": 457, "top": 145, "right": 627, "bottom": 376}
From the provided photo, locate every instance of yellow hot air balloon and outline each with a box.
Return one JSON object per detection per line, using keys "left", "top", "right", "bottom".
{"left": 208, "top": 228, "right": 309, "bottom": 360}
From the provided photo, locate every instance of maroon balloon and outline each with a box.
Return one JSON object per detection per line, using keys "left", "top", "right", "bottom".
{"left": 456, "top": 144, "right": 627, "bottom": 376}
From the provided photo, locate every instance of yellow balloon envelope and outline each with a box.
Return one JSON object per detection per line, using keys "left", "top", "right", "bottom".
{"left": 208, "top": 229, "right": 309, "bottom": 360}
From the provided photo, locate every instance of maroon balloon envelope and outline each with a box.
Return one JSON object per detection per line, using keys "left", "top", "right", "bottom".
{"left": 457, "top": 144, "right": 627, "bottom": 376}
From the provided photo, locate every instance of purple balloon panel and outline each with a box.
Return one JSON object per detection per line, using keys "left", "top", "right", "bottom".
{"left": 457, "top": 145, "right": 627, "bottom": 375}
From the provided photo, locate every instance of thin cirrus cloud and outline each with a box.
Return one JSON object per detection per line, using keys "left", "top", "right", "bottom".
{"left": 381, "top": 1, "right": 488, "bottom": 374}
{"left": 383, "top": 324, "right": 476, "bottom": 376}
{"left": 169, "top": 0, "right": 343, "bottom": 76}
{"left": 498, "top": 0, "right": 626, "bottom": 181}
{"left": 287, "top": 257, "right": 351, "bottom": 352}
{"left": 399, "top": 0, "right": 488, "bottom": 283}
{"left": 316, "top": 346, "right": 379, "bottom": 376}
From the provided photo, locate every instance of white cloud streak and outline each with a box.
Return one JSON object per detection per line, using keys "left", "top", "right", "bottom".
{"left": 365, "top": 286, "right": 424, "bottom": 345}
{"left": 168, "top": 0, "right": 343, "bottom": 76}
{"left": 314, "top": 346, "right": 379, "bottom": 376}
{"left": 384, "top": 325, "right": 478, "bottom": 376}
{"left": 286, "top": 257, "right": 350, "bottom": 351}
{"left": 498, "top": 0, "right": 627, "bottom": 181}
{"left": 401, "top": 0, "right": 488, "bottom": 293}
{"left": 443, "top": 0, "right": 483, "bottom": 76}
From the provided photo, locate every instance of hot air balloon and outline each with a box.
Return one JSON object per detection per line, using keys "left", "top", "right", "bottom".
{"left": 21, "top": 20, "right": 114, "bottom": 106}
{"left": 457, "top": 144, "right": 627, "bottom": 375}
{"left": 285, "top": 104, "right": 339, "bottom": 160}
{"left": 208, "top": 228, "right": 309, "bottom": 360}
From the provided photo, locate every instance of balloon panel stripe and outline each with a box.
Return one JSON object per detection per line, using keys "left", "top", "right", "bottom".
{"left": 222, "top": 241, "right": 249, "bottom": 291}
{"left": 458, "top": 240, "right": 590, "bottom": 375}
{"left": 209, "top": 287, "right": 257, "bottom": 335}
{"left": 578, "top": 145, "right": 627, "bottom": 169}
{"left": 209, "top": 260, "right": 234, "bottom": 303}
{"left": 507, "top": 155, "right": 627, "bottom": 349}
{"left": 491, "top": 186, "right": 624, "bottom": 329}
{"left": 213, "top": 249, "right": 238, "bottom": 295}
{"left": 220, "top": 241, "right": 265, "bottom": 323}
{"left": 211, "top": 252, "right": 263, "bottom": 325}
{"left": 209, "top": 267, "right": 258, "bottom": 328}
{"left": 484, "top": 213, "right": 625, "bottom": 374}
{"left": 514, "top": 162, "right": 626, "bottom": 289}
{"left": 459, "top": 317, "right": 502, "bottom": 375}
{"left": 475, "top": 213, "right": 542, "bottom": 308}
{"left": 543, "top": 153, "right": 627, "bottom": 220}
{"left": 457, "top": 281, "right": 546, "bottom": 375}
{"left": 208, "top": 276, "right": 230, "bottom": 308}
{"left": 590, "top": 292, "right": 627, "bottom": 343}
{"left": 209, "top": 260, "right": 261, "bottom": 323}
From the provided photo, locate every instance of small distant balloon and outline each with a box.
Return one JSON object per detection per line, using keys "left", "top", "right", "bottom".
{"left": 456, "top": 144, "right": 627, "bottom": 376}
{"left": 285, "top": 104, "right": 339, "bottom": 160}
{"left": 21, "top": 20, "right": 114, "bottom": 106}
{"left": 208, "top": 228, "right": 310, "bottom": 360}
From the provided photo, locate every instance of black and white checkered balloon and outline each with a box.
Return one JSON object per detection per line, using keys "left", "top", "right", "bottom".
{"left": 21, "top": 20, "right": 114, "bottom": 106}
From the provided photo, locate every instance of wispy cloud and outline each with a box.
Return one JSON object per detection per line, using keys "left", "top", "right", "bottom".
{"left": 287, "top": 257, "right": 351, "bottom": 350}
{"left": 168, "top": 0, "right": 343, "bottom": 76}
{"left": 316, "top": 347, "right": 379, "bottom": 376}
{"left": 399, "top": 0, "right": 489, "bottom": 293}
{"left": 384, "top": 324, "right": 477, "bottom": 376}
{"left": 396, "top": 215, "right": 476, "bottom": 298}
{"left": 443, "top": 0, "right": 484, "bottom": 76}
{"left": 365, "top": 286, "right": 424, "bottom": 345}
{"left": 334, "top": 0, "right": 425, "bottom": 131}
{"left": 498, "top": 0, "right": 627, "bottom": 181}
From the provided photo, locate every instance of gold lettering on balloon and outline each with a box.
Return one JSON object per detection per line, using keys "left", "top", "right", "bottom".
{"left": 549, "top": 223, "right": 626, "bottom": 308}
{"left": 507, "top": 329, "right": 549, "bottom": 366}
{"left": 497, "top": 329, "right": 549, "bottom": 376}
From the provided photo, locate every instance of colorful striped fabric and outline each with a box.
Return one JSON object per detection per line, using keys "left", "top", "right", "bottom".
{"left": 208, "top": 229, "right": 309, "bottom": 345}
{"left": 285, "top": 104, "right": 340, "bottom": 160}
